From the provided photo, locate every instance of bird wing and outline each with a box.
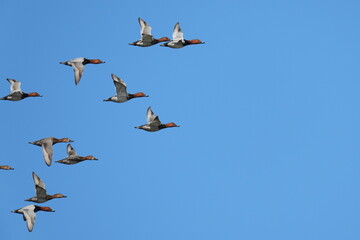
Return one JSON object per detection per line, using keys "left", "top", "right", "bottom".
{"left": 172, "top": 22, "right": 184, "bottom": 42}
{"left": 32, "top": 172, "right": 46, "bottom": 190}
{"left": 35, "top": 185, "right": 47, "bottom": 199}
{"left": 7, "top": 78, "right": 22, "bottom": 93}
{"left": 22, "top": 209, "right": 36, "bottom": 232}
{"left": 138, "top": 17, "right": 152, "bottom": 36}
{"left": 66, "top": 144, "right": 77, "bottom": 157}
{"left": 146, "top": 107, "right": 161, "bottom": 126}
{"left": 72, "top": 62, "right": 85, "bottom": 85}
{"left": 41, "top": 142, "right": 53, "bottom": 166}
{"left": 111, "top": 74, "right": 127, "bottom": 97}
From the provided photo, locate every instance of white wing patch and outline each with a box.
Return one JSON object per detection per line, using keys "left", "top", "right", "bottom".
{"left": 7, "top": 78, "right": 22, "bottom": 93}
{"left": 139, "top": 17, "right": 152, "bottom": 36}
{"left": 112, "top": 74, "right": 127, "bottom": 98}
{"left": 67, "top": 144, "right": 77, "bottom": 157}
{"left": 23, "top": 209, "right": 36, "bottom": 232}
{"left": 41, "top": 142, "right": 53, "bottom": 166}
{"left": 72, "top": 62, "right": 85, "bottom": 85}
{"left": 172, "top": 22, "right": 184, "bottom": 42}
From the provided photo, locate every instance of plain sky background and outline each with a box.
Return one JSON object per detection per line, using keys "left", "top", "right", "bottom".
{"left": 1, "top": 0, "right": 360, "bottom": 239}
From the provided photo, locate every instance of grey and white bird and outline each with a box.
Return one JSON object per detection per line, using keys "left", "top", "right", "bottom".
{"left": 11, "top": 205, "right": 55, "bottom": 232}
{"left": 161, "top": 22, "right": 205, "bottom": 48}
{"left": 56, "top": 144, "right": 98, "bottom": 165}
{"left": 135, "top": 107, "right": 180, "bottom": 132}
{"left": 103, "top": 74, "right": 148, "bottom": 103}
{"left": 0, "top": 78, "right": 42, "bottom": 101}
{"left": 60, "top": 57, "right": 105, "bottom": 85}
{"left": 129, "top": 17, "right": 170, "bottom": 47}
{"left": 29, "top": 137, "right": 74, "bottom": 166}
{"left": 25, "top": 172, "right": 67, "bottom": 203}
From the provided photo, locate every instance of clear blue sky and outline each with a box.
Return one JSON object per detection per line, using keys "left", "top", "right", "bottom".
{"left": 1, "top": 0, "right": 360, "bottom": 239}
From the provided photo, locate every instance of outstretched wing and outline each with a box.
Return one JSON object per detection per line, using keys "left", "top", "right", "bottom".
{"left": 146, "top": 107, "right": 161, "bottom": 126}
{"left": 22, "top": 209, "right": 36, "bottom": 232}
{"left": 138, "top": 17, "right": 152, "bottom": 36}
{"left": 7, "top": 78, "right": 22, "bottom": 93}
{"left": 111, "top": 74, "right": 127, "bottom": 98}
{"left": 172, "top": 22, "right": 184, "bottom": 42}
{"left": 41, "top": 142, "right": 53, "bottom": 166}
{"left": 72, "top": 62, "right": 85, "bottom": 85}
{"left": 32, "top": 172, "right": 47, "bottom": 198}
{"left": 32, "top": 172, "right": 46, "bottom": 190}
{"left": 66, "top": 144, "right": 77, "bottom": 157}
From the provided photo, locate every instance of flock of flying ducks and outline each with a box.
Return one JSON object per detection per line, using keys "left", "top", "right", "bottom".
{"left": 2, "top": 18, "right": 204, "bottom": 232}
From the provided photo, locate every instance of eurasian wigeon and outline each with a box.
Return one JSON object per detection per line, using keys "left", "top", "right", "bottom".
{"left": 161, "top": 22, "right": 205, "bottom": 48}
{"left": 25, "top": 172, "right": 67, "bottom": 203}
{"left": 129, "top": 17, "right": 170, "bottom": 47}
{"left": 0, "top": 165, "right": 14, "bottom": 170}
{"left": 135, "top": 107, "right": 180, "bottom": 132}
{"left": 29, "top": 137, "right": 74, "bottom": 166}
{"left": 0, "top": 78, "right": 42, "bottom": 101}
{"left": 55, "top": 144, "right": 98, "bottom": 165}
{"left": 60, "top": 57, "right": 105, "bottom": 85}
{"left": 11, "top": 205, "right": 55, "bottom": 232}
{"left": 103, "top": 74, "right": 148, "bottom": 103}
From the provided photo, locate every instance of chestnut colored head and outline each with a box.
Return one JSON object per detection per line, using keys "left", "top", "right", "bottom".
{"left": 0, "top": 165, "right": 14, "bottom": 170}
{"left": 164, "top": 122, "right": 180, "bottom": 128}
{"left": 187, "top": 39, "right": 205, "bottom": 45}
{"left": 85, "top": 155, "right": 98, "bottom": 160}
{"left": 133, "top": 92, "right": 149, "bottom": 98}
{"left": 52, "top": 193, "right": 67, "bottom": 199}
{"left": 89, "top": 59, "right": 105, "bottom": 64}
{"left": 157, "top": 37, "right": 170, "bottom": 42}
{"left": 38, "top": 206, "right": 55, "bottom": 212}
{"left": 58, "top": 138, "right": 74, "bottom": 143}
{"left": 27, "top": 92, "right": 42, "bottom": 97}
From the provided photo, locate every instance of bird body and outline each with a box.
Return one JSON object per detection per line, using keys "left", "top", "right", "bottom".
{"left": 0, "top": 78, "right": 42, "bottom": 101}
{"left": 56, "top": 144, "right": 98, "bottom": 165}
{"left": 161, "top": 22, "right": 204, "bottom": 48}
{"left": 129, "top": 18, "right": 170, "bottom": 47}
{"left": 11, "top": 205, "right": 55, "bottom": 232}
{"left": 103, "top": 74, "right": 148, "bottom": 103}
{"left": 25, "top": 172, "right": 67, "bottom": 203}
{"left": 135, "top": 107, "right": 179, "bottom": 132}
{"left": 60, "top": 57, "right": 105, "bottom": 85}
{"left": 29, "top": 137, "right": 74, "bottom": 166}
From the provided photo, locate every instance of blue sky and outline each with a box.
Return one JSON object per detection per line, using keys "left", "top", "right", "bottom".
{"left": 1, "top": 0, "right": 360, "bottom": 239}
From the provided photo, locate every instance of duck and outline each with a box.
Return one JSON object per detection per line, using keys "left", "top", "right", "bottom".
{"left": 160, "top": 22, "right": 205, "bottom": 48}
{"left": 29, "top": 137, "right": 74, "bottom": 166}
{"left": 129, "top": 17, "right": 170, "bottom": 47}
{"left": 0, "top": 78, "right": 42, "bottom": 101}
{"left": 60, "top": 57, "right": 105, "bottom": 85}
{"left": 103, "top": 74, "right": 148, "bottom": 103}
{"left": 56, "top": 144, "right": 98, "bottom": 165}
{"left": 135, "top": 107, "right": 180, "bottom": 132}
{"left": 11, "top": 205, "right": 55, "bottom": 232}
{"left": 25, "top": 172, "right": 67, "bottom": 203}
{"left": 0, "top": 165, "right": 14, "bottom": 170}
